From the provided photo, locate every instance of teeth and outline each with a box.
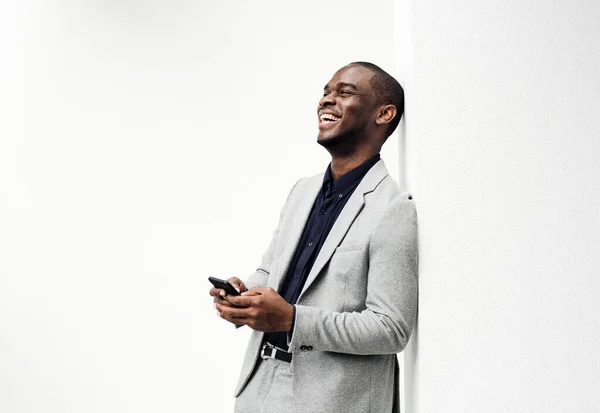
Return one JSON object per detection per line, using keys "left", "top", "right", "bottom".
{"left": 320, "top": 113, "right": 340, "bottom": 122}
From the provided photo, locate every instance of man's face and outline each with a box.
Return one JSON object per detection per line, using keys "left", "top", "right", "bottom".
{"left": 317, "top": 65, "right": 378, "bottom": 151}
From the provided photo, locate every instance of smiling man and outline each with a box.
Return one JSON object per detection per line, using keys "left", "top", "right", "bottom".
{"left": 210, "top": 62, "right": 418, "bottom": 413}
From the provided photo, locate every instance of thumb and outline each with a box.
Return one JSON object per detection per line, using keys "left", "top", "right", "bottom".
{"left": 227, "top": 277, "right": 246, "bottom": 293}
{"left": 241, "top": 288, "right": 262, "bottom": 296}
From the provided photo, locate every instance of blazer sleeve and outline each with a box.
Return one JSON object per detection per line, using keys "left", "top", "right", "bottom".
{"left": 244, "top": 179, "right": 302, "bottom": 290}
{"left": 288, "top": 195, "right": 418, "bottom": 355}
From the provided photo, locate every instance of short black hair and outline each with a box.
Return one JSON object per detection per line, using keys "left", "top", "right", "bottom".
{"left": 349, "top": 61, "right": 404, "bottom": 138}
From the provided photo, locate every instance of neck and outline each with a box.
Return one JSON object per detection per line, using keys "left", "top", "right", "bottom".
{"left": 330, "top": 151, "right": 379, "bottom": 180}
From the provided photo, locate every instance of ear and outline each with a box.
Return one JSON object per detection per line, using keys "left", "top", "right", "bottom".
{"left": 375, "top": 104, "right": 397, "bottom": 127}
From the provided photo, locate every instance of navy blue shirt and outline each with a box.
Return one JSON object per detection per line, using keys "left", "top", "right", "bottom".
{"left": 264, "top": 154, "right": 380, "bottom": 351}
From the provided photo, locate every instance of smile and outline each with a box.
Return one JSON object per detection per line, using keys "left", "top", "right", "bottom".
{"left": 319, "top": 113, "right": 341, "bottom": 123}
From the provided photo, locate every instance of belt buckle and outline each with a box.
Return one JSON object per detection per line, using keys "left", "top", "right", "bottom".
{"left": 261, "top": 342, "right": 277, "bottom": 360}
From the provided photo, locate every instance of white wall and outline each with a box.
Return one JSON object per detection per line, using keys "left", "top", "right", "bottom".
{"left": 0, "top": 1, "right": 398, "bottom": 412}
{"left": 398, "top": 0, "right": 600, "bottom": 412}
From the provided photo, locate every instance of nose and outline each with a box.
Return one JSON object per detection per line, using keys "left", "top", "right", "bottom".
{"left": 319, "top": 92, "right": 335, "bottom": 108}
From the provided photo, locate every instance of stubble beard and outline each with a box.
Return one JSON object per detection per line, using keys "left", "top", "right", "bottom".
{"left": 317, "top": 126, "right": 366, "bottom": 156}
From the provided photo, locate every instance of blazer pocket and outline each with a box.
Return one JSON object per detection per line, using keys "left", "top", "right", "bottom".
{"left": 335, "top": 244, "right": 364, "bottom": 253}
{"left": 327, "top": 247, "right": 365, "bottom": 312}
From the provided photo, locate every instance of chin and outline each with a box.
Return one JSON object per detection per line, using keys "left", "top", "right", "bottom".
{"left": 317, "top": 133, "right": 341, "bottom": 148}
{"left": 317, "top": 128, "right": 366, "bottom": 155}
{"left": 317, "top": 134, "right": 353, "bottom": 154}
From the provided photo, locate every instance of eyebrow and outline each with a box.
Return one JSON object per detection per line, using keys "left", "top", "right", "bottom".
{"left": 323, "top": 82, "right": 358, "bottom": 91}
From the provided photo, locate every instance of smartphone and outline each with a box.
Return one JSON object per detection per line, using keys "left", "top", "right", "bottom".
{"left": 208, "top": 277, "right": 240, "bottom": 296}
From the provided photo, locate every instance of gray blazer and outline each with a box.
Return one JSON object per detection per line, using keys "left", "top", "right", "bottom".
{"left": 234, "top": 159, "right": 418, "bottom": 413}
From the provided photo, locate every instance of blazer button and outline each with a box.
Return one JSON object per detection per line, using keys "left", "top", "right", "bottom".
{"left": 300, "top": 345, "right": 307, "bottom": 350}
{"left": 307, "top": 346, "right": 313, "bottom": 351}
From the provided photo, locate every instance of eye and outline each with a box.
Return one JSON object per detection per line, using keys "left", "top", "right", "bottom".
{"left": 323, "top": 90, "right": 331, "bottom": 97}
{"left": 339, "top": 90, "right": 352, "bottom": 95}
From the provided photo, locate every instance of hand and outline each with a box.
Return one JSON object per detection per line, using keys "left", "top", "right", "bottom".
{"left": 215, "top": 287, "right": 294, "bottom": 332}
{"left": 209, "top": 277, "right": 247, "bottom": 310}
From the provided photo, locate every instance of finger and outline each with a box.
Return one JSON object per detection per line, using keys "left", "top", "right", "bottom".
{"left": 241, "top": 289, "right": 261, "bottom": 297}
{"left": 214, "top": 296, "right": 235, "bottom": 307}
{"left": 220, "top": 295, "right": 239, "bottom": 307}
{"left": 209, "top": 287, "right": 226, "bottom": 297}
{"left": 228, "top": 277, "right": 247, "bottom": 293}
{"left": 216, "top": 301, "right": 253, "bottom": 318}
{"left": 215, "top": 304, "right": 247, "bottom": 325}
{"left": 219, "top": 309, "right": 248, "bottom": 325}
{"left": 227, "top": 295, "right": 256, "bottom": 307}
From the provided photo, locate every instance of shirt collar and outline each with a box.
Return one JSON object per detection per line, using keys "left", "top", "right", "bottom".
{"left": 323, "top": 153, "right": 381, "bottom": 196}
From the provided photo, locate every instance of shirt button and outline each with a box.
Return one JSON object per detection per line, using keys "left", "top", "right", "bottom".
{"left": 294, "top": 273, "right": 299, "bottom": 279}
{"left": 308, "top": 242, "right": 313, "bottom": 247}
{"left": 338, "top": 194, "right": 343, "bottom": 198}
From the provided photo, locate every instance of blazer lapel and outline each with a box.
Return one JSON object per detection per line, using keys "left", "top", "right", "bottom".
{"left": 268, "top": 175, "right": 323, "bottom": 291}
{"left": 297, "top": 160, "right": 389, "bottom": 300}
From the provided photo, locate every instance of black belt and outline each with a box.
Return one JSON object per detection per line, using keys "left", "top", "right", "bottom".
{"left": 261, "top": 342, "right": 292, "bottom": 363}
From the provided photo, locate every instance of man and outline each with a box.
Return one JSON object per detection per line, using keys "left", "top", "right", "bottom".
{"left": 210, "top": 62, "right": 418, "bottom": 413}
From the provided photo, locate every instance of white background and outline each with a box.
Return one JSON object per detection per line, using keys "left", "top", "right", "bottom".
{"left": 398, "top": 0, "right": 600, "bottom": 412}
{"left": 0, "top": 1, "right": 398, "bottom": 412}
